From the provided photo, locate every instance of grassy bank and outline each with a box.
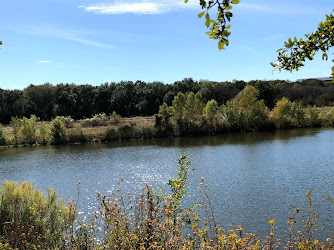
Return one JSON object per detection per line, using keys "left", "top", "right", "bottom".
{"left": 0, "top": 155, "right": 333, "bottom": 249}
{"left": 0, "top": 106, "right": 333, "bottom": 148}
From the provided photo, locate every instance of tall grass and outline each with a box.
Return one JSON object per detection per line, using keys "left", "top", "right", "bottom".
{"left": 0, "top": 181, "right": 76, "bottom": 249}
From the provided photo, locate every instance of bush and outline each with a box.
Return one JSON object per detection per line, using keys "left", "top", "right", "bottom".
{"left": 36, "top": 121, "right": 50, "bottom": 144}
{"left": 0, "top": 181, "right": 76, "bottom": 249}
{"left": 55, "top": 116, "right": 74, "bottom": 128}
{"left": 81, "top": 113, "right": 109, "bottom": 127}
{"left": 10, "top": 117, "right": 21, "bottom": 145}
{"left": 19, "top": 116, "right": 36, "bottom": 145}
{"left": 0, "top": 125, "right": 6, "bottom": 146}
{"left": 50, "top": 118, "right": 67, "bottom": 144}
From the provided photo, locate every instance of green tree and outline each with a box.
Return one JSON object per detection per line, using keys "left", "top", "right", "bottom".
{"left": 227, "top": 85, "right": 268, "bottom": 130}
{"left": 184, "top": 92, "right": 196, "bottom": 119}
{"left": 204, "top": 99, "right": 219, "bottom": 121}
{"left": 10, "top": 117, "right": 21, "bottom": 145}
{"left": 50, "top": 118, "right": 67, "bottom": 144}
{"left": 172, "top": 92, "right": 186, "bottom": 120}
{"left": 270, "top": 97, "right": 292, "bottom": 128}
{"left": 186, "top": 0, "right": 240, "bottom": 50}
{"left": 194, "top": 92, "right": 203, "bottom": 116}
{"left": 19, "top": 116, "right": 37, "bottom": 145}
{"left": 272, "top": 11, "right": 334, "bottom": 80}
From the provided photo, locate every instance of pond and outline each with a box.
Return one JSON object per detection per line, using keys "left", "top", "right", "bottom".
{"left": 0, "top": 127, "right": 333, "bottom": 240}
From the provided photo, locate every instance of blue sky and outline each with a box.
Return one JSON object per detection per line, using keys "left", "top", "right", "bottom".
{"left": 0, "top": 0, "right": 332, "bottom": 89}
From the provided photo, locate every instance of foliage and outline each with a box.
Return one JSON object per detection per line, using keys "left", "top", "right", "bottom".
{"left": 204, "top": 99, "right": 219, "bottom": 121}
{"left": 50, "top": 117, "right": 67, "bottom": 144}
{"left": 19, "top": 116, "right": 37, "bottom": 145}
{"left": 305, "top": 105, "right": 322, "bottom": 127}
{"left": 0, "top": 181, "right": 76, "bottom": 249}
{"left": 36, "top": 121, "right": 49, "bottom": 144}
{"left": 81, "top": 113, "right": 110, "bottom": 127}
{"left": 0, "top": 125, "right": 6, "bottom": 146}
{"left": 1, "top": 80, "right": 334, "bottom": 124}
{"left": 10, "top": 117, "right": 21, "bottom": 145}
{"left": 226, "top": 85, "right": 269, "bottom": 130}
{"left": 272, "top": 11, "right": 334, "bottom": 80}
{"left": 186, "top": 0, "right": 240, "bottom": 50}
{"left": 172, "top": 92, "right": 186, "bottom": 121}
{"left": 270, "top": 97, "right": 292, "bottom": 128}
{"left": 110, "top": 111, "right": 121, "bottom": 125}
{"left": 55, "top": 116, "right": 74, "bottom": 128}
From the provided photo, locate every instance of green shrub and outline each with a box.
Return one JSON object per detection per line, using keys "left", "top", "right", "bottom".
{"left": 0, "top": 181, "right": 76, "bottom": 249}
{"left": 50, "top": 118, "right": 67, "bottom": 144}
{"left": 10, "top": 117, "right": 21, "bottom": 145}
{"left": 55, "top": 116, "right": 74, "bottom": 128}
{"left": 81, "top": 113, "right": 109, "bottom": 127}
{"left": 19, "top": 116, "right": 36, "bottom": 145}
{"left": 305, "top": 105, "right": 322, "bottom": 127}
{"left": 0, "top": 125, "right": 6, "bottom": 146}
{"left": 110, "top": 111, "right": 121, "bottom": 125}
{"left": 36, "top": 121, "right": 49, "bottom": 144}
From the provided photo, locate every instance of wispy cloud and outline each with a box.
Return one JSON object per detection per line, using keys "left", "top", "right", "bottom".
{"left": 59, "top": 32, "right": 115, "bottom": 48}
{"left": 79, "top": 0, "right": 198, "bottom": 15}
{"left": 22, "top": 26, "right": 115, "bottom": 49}
{"left": 38, "top": 60, "right": 53, "bottom": 63}
{"left": 236, "top": 2, "right": 327, "bottom": 16}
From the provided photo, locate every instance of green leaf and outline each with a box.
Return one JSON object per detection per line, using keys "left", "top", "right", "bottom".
{"left": 322, "top": 53, "right": 328, "bottom": 60}
{"left": 184, "top": 0, "right": 188, "bottom": 3}
{"left": 226, "top": 24, "right": 231, "bottom": 29}
{"left": 198, "top": 11, "right": 205, "bottom": 18}
{"left": 218, "top": 41, "right": 225, "bottom": 50}
{"left": 205, "top": 13, "right": 210, "bottom": 28}
{"left": 226, "top": 5, "right": 232, "bottom": 10}
{"left": 231, "top": 0, "right": 240, "bottom": 4}
{"left": 270, "top": 62, "right": 277, "bottom": 67}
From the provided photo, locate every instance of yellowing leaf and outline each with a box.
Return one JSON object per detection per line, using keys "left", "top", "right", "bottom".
{"left": 198, "top": 11, "right": 205, "bottom": 18}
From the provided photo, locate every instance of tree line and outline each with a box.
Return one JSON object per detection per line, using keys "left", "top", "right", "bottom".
{"left": 1, "top": 78, "right": 334, "bottom": 124}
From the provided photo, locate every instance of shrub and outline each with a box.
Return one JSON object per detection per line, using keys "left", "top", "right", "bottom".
{"left": 36, "top": 121, "right": 49, "bottom": 144}
{"left": 55, "top": 116, "right": 74, "bottom": 128}
{"left": 305, "top": 105, "right": 322, "bottom": 127}
{"left": 19, "top": 116, "right": 36, "bottom": 145}
{"left": 0, "top": 181, "right": 76, "bottom": 249}
{"left": 0, "top": 125, "right": 6, "bottom": 146}
{"left": 81, "top": 113, "right": 109, "bottom": 127}
{"left": 110, "top": 111, "right": 121, "bottom": 125}
{"left": 10, "top": 117, "right": 21, "bottom": 145}
{"left": 50, "top": 118, "right": 67, "bottom": 144}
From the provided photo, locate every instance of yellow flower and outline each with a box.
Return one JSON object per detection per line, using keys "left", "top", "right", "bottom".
{"left": 268, "top": 219, "right": 276, "bottom": 225}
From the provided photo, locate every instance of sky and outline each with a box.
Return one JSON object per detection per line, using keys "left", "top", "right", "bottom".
{"left": 0, "top": 0, "right": 333, "bottom": 90}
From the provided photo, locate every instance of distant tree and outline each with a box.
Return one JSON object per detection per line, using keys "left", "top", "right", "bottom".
{"left": 204, "top": 99, "right": 219, "bottom": 121}
{"left": 270, "top": 97, "right": 292, "bottom": 128}
{"left": 227, "top": 85, "right": 268, "bottom": 130}
{"left": 184, "top": 92, "right": 196, "bottom": 119}
{"left": 172, "top": 92, "right": 186, "bottom": 120}
{"left": 194, "top": 92, "right": 203, "bottom": 116}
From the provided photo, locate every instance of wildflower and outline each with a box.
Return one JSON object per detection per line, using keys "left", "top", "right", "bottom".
{"left": 268, "top": 219, "right": 276, "bottom": 225}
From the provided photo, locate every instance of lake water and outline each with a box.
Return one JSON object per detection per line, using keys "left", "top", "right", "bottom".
{"left": 0, "top": 127, "right": 333, "bottom": 240}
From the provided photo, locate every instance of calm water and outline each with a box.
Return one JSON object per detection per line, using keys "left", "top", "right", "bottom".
{"left": 0, "top": 128, "right": 333, "bottom": 240}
